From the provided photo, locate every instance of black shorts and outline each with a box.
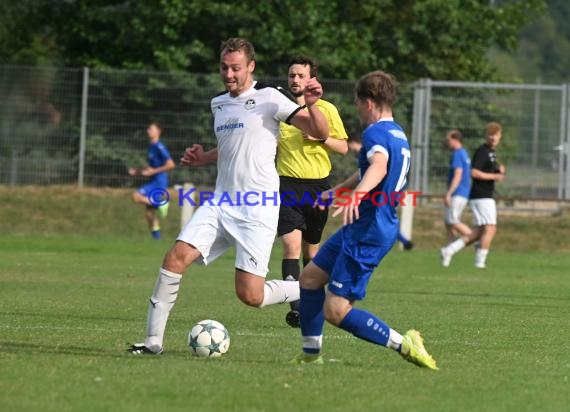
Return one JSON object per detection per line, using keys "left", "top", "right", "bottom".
{"left": 277, "top": 176, "right": 330, "bottom": 244}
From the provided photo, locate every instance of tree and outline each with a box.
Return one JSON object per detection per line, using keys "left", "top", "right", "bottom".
{"left": 0, "top": 0, "right": 545, "bottom": 81}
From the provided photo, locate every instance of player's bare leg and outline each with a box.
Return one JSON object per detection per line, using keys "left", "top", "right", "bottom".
{"left": 446, "top": 222, "right": 472, "bottom": 242}
{"left": 131, "top": 191, "right": 161, "bottom": 239}
{"left": 302, "top": 240, "right": 319, "bottom": 261}
{"left": 235, "top": 269, "right": 300, "bottom": 308}
{"left": 445, "top": 223, "right": 456, "bottom": 243}
{"left": 454, "top": 222, "right": 473, "bottom": 238}
{"left": 132, "top": 191, "right": 151, "bottom": 205}
{"left": 441, "top": 226, "right": 482, "bottom": 267}
{"left": 144, "top": 207, "right": 161, "bottom": 238}
{"left": 322, "top": 293, "right": 352, "bottom": 326}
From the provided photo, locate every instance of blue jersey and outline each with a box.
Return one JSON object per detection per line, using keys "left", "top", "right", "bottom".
{"left": 448, "top": 147, "right": 471, "bottom": 198}
{"left": 147, "top": 141, "right": 172, "bottom": 187}
{"left": 346, "top": 118, "right": 410, "bottom": 246}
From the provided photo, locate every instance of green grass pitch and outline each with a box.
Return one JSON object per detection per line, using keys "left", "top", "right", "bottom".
{"left": 1, "top": 234, "right": 569, "bottom": 411}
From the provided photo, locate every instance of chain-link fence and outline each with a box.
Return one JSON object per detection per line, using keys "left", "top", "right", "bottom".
{"left": 411, "top": 80, "right": 570, "bottom": 200}
{"left": 1, "top": 65, "right": 569, "bottom": 200}
{"left": 0, "top": 66, "right": 83, "bottom": 185}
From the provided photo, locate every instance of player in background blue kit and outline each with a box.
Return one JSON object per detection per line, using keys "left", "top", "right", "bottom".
{"left": 291, "top": 71, "right": 438, "bottom": 369}
{"left": 128, "top": 122, "right": 175, "bottom": 239}
{"left": 443, "top": 129, "right": 472, "bottom": 242}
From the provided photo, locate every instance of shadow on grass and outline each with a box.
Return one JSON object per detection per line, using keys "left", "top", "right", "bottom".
{"left": 381, "top": 289, "right": 570, "bottom": 307}
{"left": 0, "top": 310, "right": 139, "bottom": 323}
{"left": 0, "top": 341, "right": 121, "bottom": 357}
{"left": 0, "top": 341, "right": 198, "bottom": 359}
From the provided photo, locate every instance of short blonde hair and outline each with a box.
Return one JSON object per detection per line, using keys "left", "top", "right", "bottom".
{"left": 485, "top": 122, "right": 502, "bottom": 137}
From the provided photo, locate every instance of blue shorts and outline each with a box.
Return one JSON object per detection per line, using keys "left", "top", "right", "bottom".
{"left": 312, "top": 229, "right": 392, "bottom": 301}
{"left": 137, "top": 181, "right": 166, "bottom": 197}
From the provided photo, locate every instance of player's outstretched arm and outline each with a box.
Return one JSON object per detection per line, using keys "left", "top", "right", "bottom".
{"left": 333, "top": 153, "right": 387, "bottom": 225}
{"left": 180, "top": 144, "right": 218, "bottom": 167}
{"left": 290, "top": 78, "right": 329, "bottom": 140}
{"left": 141, "top": 159, "right": 175, "bottom": 176}
{"left": 316, "top": 171, "right": 359, "bottom": 211}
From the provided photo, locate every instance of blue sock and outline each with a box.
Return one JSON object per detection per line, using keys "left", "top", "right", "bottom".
{"left": 151, "top": 230, "right": 161, "bottom": 239}
{"left": 339, "top": 308, "right": 394, "bottom": 348}
{"left": 299, "top": 288, "right": 325, "bottom": 354}
{"left": 397, "top": 232, "right": 410, "bottom": 247}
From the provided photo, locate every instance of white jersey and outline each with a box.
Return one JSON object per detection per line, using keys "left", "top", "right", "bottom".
{"left": 211, "top": 81, "right": 300, "bottom": 199}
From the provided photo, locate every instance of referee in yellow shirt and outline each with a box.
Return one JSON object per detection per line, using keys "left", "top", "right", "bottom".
{"left": 278, "top": 56, "right": 348, "bottom": 327}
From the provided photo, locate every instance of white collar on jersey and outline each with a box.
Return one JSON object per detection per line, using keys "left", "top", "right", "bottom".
{"left": 377, "top": 117, "right": 394, "bottom": 122}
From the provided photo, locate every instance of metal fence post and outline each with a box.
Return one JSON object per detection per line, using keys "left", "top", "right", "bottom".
{"left": 421, "top": 79, "right": 432, "bottom": 195}
{"left": 531, "top": 78, "right": 541, "bottom": 197}
{"left": 410, "top": 80, "right": 424, "bottom": 193}
{"left": 560, "top": 83, "right": 570, "bottom": 200}
{"left": 78, "top": 67, "right": 89, "bottom": 188}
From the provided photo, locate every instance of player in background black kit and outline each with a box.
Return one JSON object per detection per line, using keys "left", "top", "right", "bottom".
{"left": 440, "top": 122, "right": 505, "bottom": 268}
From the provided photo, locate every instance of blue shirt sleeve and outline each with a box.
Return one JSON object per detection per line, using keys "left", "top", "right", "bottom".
{"left": 362, "top": 128, "right": 389, "bottom": 160}
{"left": 451, "top": 151, "right": 463, "bottom": 169}
{"left": 156, "top": 142, "right": 172, "bottom": 164}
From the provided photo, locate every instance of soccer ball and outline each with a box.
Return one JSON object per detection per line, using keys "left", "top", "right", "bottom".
{"left": 188, "top": 320, "right": 230, "bottom": 357}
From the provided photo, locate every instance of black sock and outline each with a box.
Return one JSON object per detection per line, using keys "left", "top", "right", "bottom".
{"left": 282, "top": 259, "right": 300, "bottom": 281}
{"left": 303, "top": 258, "right": 311, "bottom": 267}
{"left": 282, "top": 259, "right": 300, "bottom": 311}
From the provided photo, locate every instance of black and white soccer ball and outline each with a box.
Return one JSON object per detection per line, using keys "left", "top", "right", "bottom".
{"left": 188, "top": 320, "right": 230, "bottom": 357}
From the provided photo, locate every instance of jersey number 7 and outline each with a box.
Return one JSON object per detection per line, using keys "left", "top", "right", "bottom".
{"left": 395, "top": 148, "right": 411, "bottom": 192}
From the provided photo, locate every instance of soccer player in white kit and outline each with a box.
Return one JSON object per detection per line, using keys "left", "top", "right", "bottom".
{"left": 129, "top": 38, "right": 329, "bottom": 355}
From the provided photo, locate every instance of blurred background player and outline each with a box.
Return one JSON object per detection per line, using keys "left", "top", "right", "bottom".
{"left": 440, "top": 122, "right": 505, "bottom": 269}
{"left": 277, "top": 56, "right": 348, "bottom": 328}
{"left": 348, "top": 135, "right": 413, "bottom": 251}
{"left": 443, "top": 129, "right": 472, "bottom": 242}
{"left": 128, "top": 121, "right": 174, "bottom": 239}
{"left": 291, "top": 70, "right": 437, "bottom": 369}
{"left": 128, "top": 38, "right": 329, "bottom": 355}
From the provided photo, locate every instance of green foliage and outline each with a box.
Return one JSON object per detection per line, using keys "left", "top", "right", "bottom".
{"left": 518, "top": 0, "right": 570, "bottom": 82}
{"left": 492, "top": 0, "right": 570, "bottom": 83}
{"left": 0, "top": 0, "right": 544, "bottom": 81}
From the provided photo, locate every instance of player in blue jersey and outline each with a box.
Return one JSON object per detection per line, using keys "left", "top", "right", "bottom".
{"left": 128, "top": 122, "right": 175, "bottom": 239}
{"left": 443, "top": 129, "right": 472, "bottom": 242}
{"left": 348, "top": 135, "right": 414, "bottom": 250}
{"left": 291, "top": 71, "right": 438, "bottom": 369}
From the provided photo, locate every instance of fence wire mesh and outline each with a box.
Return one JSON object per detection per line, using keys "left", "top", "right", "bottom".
{"left": 1, "top": 65, "right": 568, "bottom": 202}
{"left": 423, "top": 82, "right": 564, "bottom": 199}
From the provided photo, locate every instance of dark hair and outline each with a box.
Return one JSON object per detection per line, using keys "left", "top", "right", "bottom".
{"left": 348, "top": 134, "right": 361, "bottom": 144}
{"left": 354, "top": 70, "right": 397, "bottom": 109}
{"left": 448, "top": 129, "right": 463, "bottom": 142}
{"left": 220, "top": 38, "right": 255, "bottom": 63}
{"left": 288, "top": 55, "right": 318, "bottom": 78}
{"left": 148, "top": 121, "right": 162, "bottom": 131}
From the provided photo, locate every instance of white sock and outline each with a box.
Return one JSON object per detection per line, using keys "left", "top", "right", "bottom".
{"left": 144, "top": 268, "right": 182, "bottom": 352}
{"left": 387, "top": 329, "right": 403, "bottom": 351}
{"left": 302, "top": 335, "right": 323, "bottom": 354}
{"left": 447, "top": 238, "right": 466, "bottom": 254}
{"left": 475, "top": 248, "right": 489, "bottom": 266}
{"left": 259, "top": 280, "right": 300, "bottom": 308}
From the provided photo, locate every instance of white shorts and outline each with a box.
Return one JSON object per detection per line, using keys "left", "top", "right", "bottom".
{"left": 444, "top": 195, "right": 469, "bottom": 225}
{"left": 177, "top": 204, "right": 279, "bottom": 277}
{"left": 469, "top": 198, "right": 497, "bottom": 226}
